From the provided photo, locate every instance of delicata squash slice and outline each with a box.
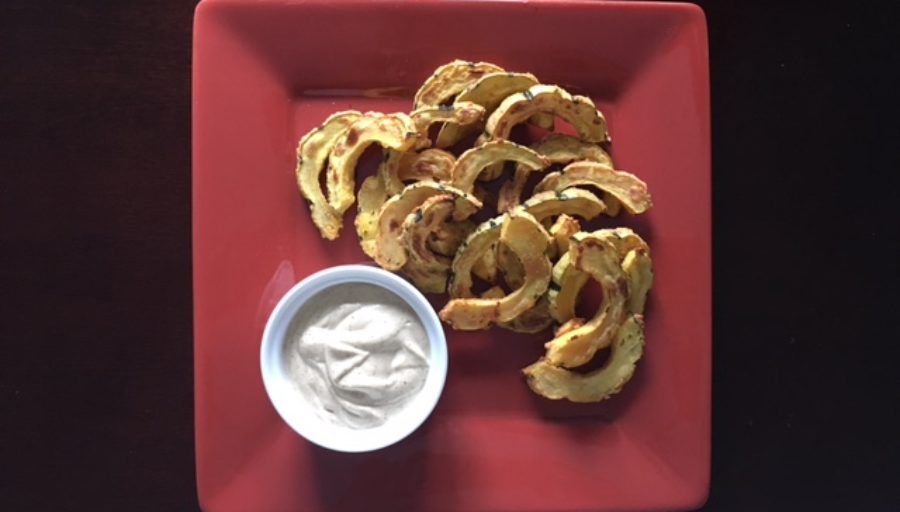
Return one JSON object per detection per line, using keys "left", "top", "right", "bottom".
{"left": 296, "top": 110, "right": 362, "bottom": 240}
{"left": 498, "top": 133, "right": 615, "bottom": 213}
{"left": 544, "top": 229, "right": 652, "bottom": 369}
{"left": 397, "top": 149, "right": 456, "bottom": 184}
{"left": 534, "top": 161, "right": 652, "bottom": 215}
{"left": 400, "top": 194, "right": 468, "bottom": 294}
{"left": 326, "top": 113, "right": 422, "bottom": 217}
{"left": 358, "top": 146, "right": 450, "bottom": 258}
{"left": 436, "top": 72, "right": 550, "bottom": 148}
{"left": 373, "top": 181, "right": 481, "bottom": 271}
{"left": 549, "top": 227, "right": 651, "bottom": 323}
{"left": 413, "top": 60, "right": 505, "bottom": 108}
{"left": 440, "top": 211, "right": 552, "bottom": 330}
{"left": 381, "top": 148, "right": 457, "bottom": 196}
{"left": 548, "top": 214, "right": 582, "bottom": 259}
{"left": 486, "top": 84, "right": 610, "bottom": 143}
{"left": 450, "top": 140, "right": 548, "bottom": 193}
{"left": 445, "top": 215, "right": 507, "bottom": 299}
{"left": 480, "top": 286, "right": 554, "bottom": 334}
{"left": 493, "top": 189, "right": 605, "bottom": 292}
{"left": 491, "top": 214, "right": 596, "bottom": 336}
{"left": 355, "top": 174, "right": 388, "bottom": 258}
{"left": 542, "top": 235, "right": 628, "bottom": 368}
{"left": 519, "top": 188, "right": 607, "bottom": 222}
{"left": 411, "top": 101, "right": 485, "bottom": 136}
{"left": 523, "top": 314, "right": 646, "bottom": 403}
{"left": 427, "top": 219, "right": 473, "bottom": 258}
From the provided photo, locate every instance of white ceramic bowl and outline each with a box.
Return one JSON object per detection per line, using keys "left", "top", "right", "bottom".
{"left": 260, "top": 264, "right": 448, "bottom": 452}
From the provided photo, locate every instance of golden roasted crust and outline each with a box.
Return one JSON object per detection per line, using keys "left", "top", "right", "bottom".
{"left": 296, "top": 111, "right": 362, "bottom": 239}
{"left": 445, "top": 215, "right": 505, "bottom": 299}
{"left": 373, "top": 182, "right": 481, "bottom": 271}
{"left": 450, "top": 140, "right": 548, "bottom": 193}
{"left": 410, "top": 101, "right": 485, "bottom": 150}
{"left": 413, "top": 60, "right": 505, "bottom": 108}
{"left": 622, "top": 247, "right": 653, "bottom": 314}
{"left": 397, "top": 149, "right": 456, "bottom": 184}
{"left": 499, "top": 296, "right": 554, "bottom": 334}
{"left": 400, "top": 195, "right": 461, "bottom": 293}
{"left": 411, "top": 101, "right": 485, "bottom": 132}
{"left": 518, "top": 188, "right": 607, "bottom": 222}
{"left": 440, "top": 211, "right": 552, "bottom": 330}
{"left": 548, "top": 228, "right": 649, "bottom": 323}
{"left": 427, "top": 219, "right": 473, "bottom": 257}
{"left": 548, "top": 214, "right": 581, "bottom": 259}
{"left": 498, "top": 133, "right": 614, "bottom": 213}
{"left": 485, "top": 85, "right": 609, "bottom": 143}
{"left": 543, "top": 235, "right": 628, "bottom": 368}
{"left": 355, "top": 174, "right": 388, "bottom": 258}
{"left": 523, "top": 315, "right": 645, "bottom": 402}
{"left": 435, "top": 72, "right": 540, "bottom": 148}
{"left": 381, "top": 148, "right": 457, "bottom": 197}
{"left": 534, "top": 161, "right": 652, "bottom": 215}
{"left": 326, "top": 113, "right": 421, "bottom": 216}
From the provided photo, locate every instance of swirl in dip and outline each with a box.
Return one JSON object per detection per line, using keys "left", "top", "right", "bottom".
{"left": 286, "top": 282, "right": 431, "bottom": 429}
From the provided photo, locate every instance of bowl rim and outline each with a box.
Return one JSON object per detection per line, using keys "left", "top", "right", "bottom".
{"left": 259, "top": 264, "right": 448, "bottom": 453}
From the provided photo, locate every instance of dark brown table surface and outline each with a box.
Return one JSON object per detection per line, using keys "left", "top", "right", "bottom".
{"left": 1, "top": 2, "right": 898, "bottom": 511}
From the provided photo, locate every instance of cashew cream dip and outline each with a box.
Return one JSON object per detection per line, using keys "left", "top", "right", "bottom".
{"left": 286, "top": 282, "right": 431, "bottom": 429}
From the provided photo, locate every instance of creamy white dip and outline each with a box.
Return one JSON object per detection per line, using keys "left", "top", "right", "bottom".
{"left": 286, "top": 283, "right": 430, "bottom": 429}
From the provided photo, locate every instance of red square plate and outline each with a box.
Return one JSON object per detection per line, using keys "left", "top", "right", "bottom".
{"left": 193, "top": 1, "right": 710, "bottom": 510}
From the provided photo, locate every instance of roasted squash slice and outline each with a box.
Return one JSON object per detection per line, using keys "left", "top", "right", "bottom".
{"left": 523, "top": 315, "right": 646, "bottom": 402}
{"left": 440, "top": 211, "right": 552, "bottom": 330}
{"left": 373, "top": 182, "right": 481, "bottom": 271}
{"left": 296, "top": 111, "right": 362, "bottom": 239}
{"left": 534, "top": 161, "right": 652, "bottom": 215}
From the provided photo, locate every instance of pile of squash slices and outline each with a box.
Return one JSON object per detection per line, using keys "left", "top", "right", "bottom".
{"left": 296, "top": 60, "right": 654, "bottom": 403}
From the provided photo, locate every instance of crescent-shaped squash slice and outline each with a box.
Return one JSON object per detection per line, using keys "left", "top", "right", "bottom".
{"left": 489, "top": 190, "right": 603, "bottom": 292}
{"left": 400, "top": 195, "right": 474, "bottom": 294}
{"left": 445, "top": 215, "right": 504, "bottom": 299}
{"left": 373, "top": 182, "right": 481, "bottom": 271}
{"left": 518, "top": 188, "right": 607, "bottom": 222}
{"left": 450, "top": 140, "right": 548, "bottom": 193}
{"left": 358, "top": 146, "right": 456, "bottom": 258}
{"left": 485, "top": 84, "right": 609, "bottom": 143}
{"left": 413, "top": 60, "right": 505, "bottom": 108}
{"left": 622, "top": 247, "right": 654, "bottom": 314}
{"left": 542, "top": 235, "right": 627, "bottom": 368}
{"left": 377, "top": 149, "right": 406, "bottom": 197}
{"left": 427, "top": 219, "right": 473, "bottom": 257}
{"left": 355, "top": 174, "right": 388, "bottom": 258}
{"left": 534, "top": 161, "right": 652, "bottom": 215}
{"left": 397, "top": 149, "right": 455, "bottom": 184}
{"left": 500, "top": 296, "right": 554, "bottom": 334}
{"left": 548, "top": 214, "right": 582, "bottom": 259}
{"left": 326, "top": 113, "right": 421, "bottom": 216}
{"left": 480, "top": 286, "right": 554, "bottom": 334}
{"left": 496, "top": 241, "right": 526, "bottom": 290}
{"left": 380, "top": 148, "right": 457, "bottom": 197}
{"left": 498, "top": 133, "right": 615, "bottom": 213}
{"left": 548, "top": 228, "right": 649, "bottom": 322}
{"left": 440, "top": 211, "right": 551, "bottom": 330}
{"left": 296, "top": 110, "right": 362, "bottom": 239}
{"left": 523, "top": 315, "right": 645, "bottom": 402}
{"left": 544, "top": 229, "right": 652, "bottom": 368}
{"left": 548, "top": 251, "right": 589, "bottom": 323}
{"left": 435, "top": 72, "right": 541, "bottom": 148}
{"left": 411, "top": 102, "right": 485, "bottom": 136}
